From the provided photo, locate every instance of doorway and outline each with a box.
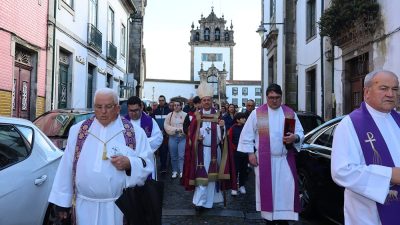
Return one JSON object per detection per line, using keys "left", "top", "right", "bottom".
{"left": 12, "top": 63, "right": 32, "bottom": 119}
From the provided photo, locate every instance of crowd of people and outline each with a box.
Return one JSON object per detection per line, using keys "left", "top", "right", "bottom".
{"left": 47, "top": 70, "right": 400, "bottom": 225}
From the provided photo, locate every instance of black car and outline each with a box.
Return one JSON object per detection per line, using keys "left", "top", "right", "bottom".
{"left": 296, "top": 111, "right": 324, "bottom": 134}
{"left": 296, "top": 116, "right": 345, "bottom": 224}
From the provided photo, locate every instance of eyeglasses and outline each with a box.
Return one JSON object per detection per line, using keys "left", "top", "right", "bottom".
{"left": 128, "top": 108, "right": 141, "bottom": 113}
{"left": 94, "top": 104, "right": 116, "bottom": 110}
{"left": 267, "top": 96, "right": 281, "bottom": 101}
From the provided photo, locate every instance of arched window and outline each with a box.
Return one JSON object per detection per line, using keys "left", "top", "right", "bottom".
{"left": 204, "top": 28, "right": 210, "bottom": 41}
{"left": 224, "top": 32, "right": 230, "bottom": 41}
{"left": 215, "top": 28, "right": 220, "bottom": 41}
{"left": 195, "top": 32, "right": 200, "bottom": 41}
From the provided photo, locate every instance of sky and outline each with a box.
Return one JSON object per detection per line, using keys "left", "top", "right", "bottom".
{"left": 143, "top": 0, "right": 261, "bottom": 81}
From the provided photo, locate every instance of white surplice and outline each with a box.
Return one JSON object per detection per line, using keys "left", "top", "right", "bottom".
{"left": 49, "top": 116, "right": 153, "bottom": 225}
{"left": 237, "top": 106, "right": 304, "bottom": 221}
{"left": 131, "top": 117, "right": 162, "bottom": 179}
{"left": 331, "top": 103, "right": 400, "bottom": 225}
{"left": 130, "top": 117, "right": 163, "bottom": 152}
{"left": 192, "top": 109, "right": 224, "bottom": 208}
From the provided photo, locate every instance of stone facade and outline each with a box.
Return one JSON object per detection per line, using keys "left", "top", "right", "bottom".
{"left": 0, "top": 0, "right": 48, "bottom": 120}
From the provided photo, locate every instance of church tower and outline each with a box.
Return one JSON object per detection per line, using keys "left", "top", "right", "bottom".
{"left": 189, "top": 7, "right": 235, "bottom": 103}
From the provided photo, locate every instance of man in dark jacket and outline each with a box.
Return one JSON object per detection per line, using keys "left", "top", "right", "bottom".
{"left": 151, "top": 95, "right": 171, "bottom": 174}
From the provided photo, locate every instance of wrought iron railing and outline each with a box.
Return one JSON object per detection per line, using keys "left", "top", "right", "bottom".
{"left": 107, "top": 41, "right": 117, "bottom": 64}
{"left": 88, "top": 23, "right": 102, "bottom": 53}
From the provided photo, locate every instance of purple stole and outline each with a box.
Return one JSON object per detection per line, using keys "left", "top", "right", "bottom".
{"left": 350, "top": 102, "right": 400, "bottom": 225}
{"left": 194, "top": 108, "right": 220, "bottom": 185}
{"left": 256, "top": 104, "right": 301, "bottom": 212}
{"left": 124, "top": 112, "right": 153, "bottom": 138}
{"left": 71, "top": 116, "right": 136, "bottom": 225}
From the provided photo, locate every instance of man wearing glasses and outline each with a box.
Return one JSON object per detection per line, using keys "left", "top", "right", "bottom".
{"left": 49, "top": 88, "right": 153, "bottom": 225}
{"left": 152, "top": 95, "right": 171, "bottom": 174}
{"left": 126, "top": 96, "right": 163, "bottom": 179}
{"left": 238, "top": 84, "right": 304, "bottom": 225}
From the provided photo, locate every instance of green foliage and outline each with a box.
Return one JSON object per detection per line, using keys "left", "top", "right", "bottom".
{"left": 318, "top": 0, "right": 380, "bottom": 42}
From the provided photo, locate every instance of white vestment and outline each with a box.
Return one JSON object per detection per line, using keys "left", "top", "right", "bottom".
{"left": 192, "top": 109, "right": 224, "bottom": 208}
{"left": 49, "top": 116, "right": 153, "bottom": 225}
{"left": 131, "top": 117, "right": 162, "bottom": 179}
{"left": 238, "top": 106, "right": 304, "bottom": 221}
{"left": 331, "top": 103, "right": 400, "bottom": 225}
{"left": 130, "top": 118, "right": 163, "bottom": 152}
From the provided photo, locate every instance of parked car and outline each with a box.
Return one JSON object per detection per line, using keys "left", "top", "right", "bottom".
{"left": 296, "top": 116, "right": 345, "bottom": 224}
{"left": 0, "top": 116, "right": 63, "bottom": 225}
{"left": 33, "top": 109, "right": 94, "bottom": 150}
{"left": 296, "top": 111, "right": 324, "bottom": 134}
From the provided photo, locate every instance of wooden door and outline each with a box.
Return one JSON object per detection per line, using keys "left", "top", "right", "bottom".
{"left": 12, "top": 64, "right": 31, "bottom": 119}
{"left": 350, "top": 77, "right": 363, "bottom": 111}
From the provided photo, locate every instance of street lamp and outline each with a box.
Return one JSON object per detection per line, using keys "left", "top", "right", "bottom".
{"left": 256, "top": 21, "right": 285, "bottom": 37}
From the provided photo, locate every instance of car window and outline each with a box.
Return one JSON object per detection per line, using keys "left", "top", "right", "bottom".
{"left": 0, "top": 124, "right": 31, "bottom": 170}
{"left": 16, "top": 125, "right": 33, "bottom": 146}
{"left": 313, "top": 125, "right": 336, "bottom": 148}
{"left": 298, "top": 114, "right": 324, "bottom": 134}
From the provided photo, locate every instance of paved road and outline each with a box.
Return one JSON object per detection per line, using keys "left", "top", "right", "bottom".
{"left": 159, "top": 167, "right": 335, "bottom": 225}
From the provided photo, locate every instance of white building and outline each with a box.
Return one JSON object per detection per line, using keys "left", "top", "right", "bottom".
{"left": 143, "top": 7, "right": 261, "bottom": 107}
{"left": 260, "top": 0, "right": 400, "bottom": 120}
{"left": 46, "top": 0, "right": 136, "bottom": 109}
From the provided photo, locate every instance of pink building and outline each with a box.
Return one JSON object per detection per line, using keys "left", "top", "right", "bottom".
{"left": 0, "top": 0, "right": 48, "bottom": 120}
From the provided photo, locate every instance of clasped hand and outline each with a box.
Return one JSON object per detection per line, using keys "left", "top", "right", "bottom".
{"left": 110, "top": 155, "right": 130, "bottom": 171}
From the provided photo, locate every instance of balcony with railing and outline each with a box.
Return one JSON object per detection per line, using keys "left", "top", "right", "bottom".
{"left": 87, "top": 24, "right": 102, "bottom": 53}
{"left": 107, "top": 41, "right": 117, "bottom": 64}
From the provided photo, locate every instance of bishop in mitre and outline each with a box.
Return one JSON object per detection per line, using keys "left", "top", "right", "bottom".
{"left": 182, "top": 82, "right": 236, "bottom": 212}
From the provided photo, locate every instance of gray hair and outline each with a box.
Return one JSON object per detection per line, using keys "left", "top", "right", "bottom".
{"left": 364, "top": 70, "right": 398, "bottom": 87}
{"left": 94, "top": 88, "right": 119, "bottom": 104}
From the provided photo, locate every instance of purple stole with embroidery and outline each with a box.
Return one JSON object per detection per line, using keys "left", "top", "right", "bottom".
{"left": 256, "top": 104, "right": 301, "bottom": 213}
{"left": 70, "top": 116, "right": 136, "bottom": 225}
{"left": 194, "top": 108, "right": 219, "bottom": 185}
{"left": 124, "top": 112, "right": 153, "bottom": 138}
{"left": 350, "top": 102, "right": 400, "bottom": 225}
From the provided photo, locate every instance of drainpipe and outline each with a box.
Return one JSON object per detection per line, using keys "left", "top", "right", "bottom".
{"left": 50, "top": 0, "right": 57, "bottom": 110}
{"left": 320, "top": 0, "right": 324, "bottom": 119}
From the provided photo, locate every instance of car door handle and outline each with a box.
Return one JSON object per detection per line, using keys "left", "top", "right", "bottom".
{"left": 34, "top": 175, "right": 48, "bottom": 186}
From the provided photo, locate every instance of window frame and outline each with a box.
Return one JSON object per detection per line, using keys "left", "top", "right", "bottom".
{"left": 306, "top": 0, "right": 316, "bottom": 40}
{"left": 120, "top": 23, "right": 126, "bottom": 57}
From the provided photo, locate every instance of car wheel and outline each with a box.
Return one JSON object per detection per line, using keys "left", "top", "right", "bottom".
{"left": 298, "top": 169, "right": 315, "bottom": 219}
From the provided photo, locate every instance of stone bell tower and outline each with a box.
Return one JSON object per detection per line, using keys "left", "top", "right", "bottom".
{"left": 189, "top": 7, "right": 235, "bottom": 105}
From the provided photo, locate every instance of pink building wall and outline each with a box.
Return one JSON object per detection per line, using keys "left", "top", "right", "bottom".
{"left": 0, "top": 0, "right": 48, "bottom": 97}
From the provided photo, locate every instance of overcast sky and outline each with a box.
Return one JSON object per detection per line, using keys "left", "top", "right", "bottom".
{"left": 143, "top": 0, "right": 261, "bottom": 81}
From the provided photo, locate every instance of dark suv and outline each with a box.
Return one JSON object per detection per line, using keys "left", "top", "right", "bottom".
{"left": 296, "top": 111, "right": 324, "bottom": 134}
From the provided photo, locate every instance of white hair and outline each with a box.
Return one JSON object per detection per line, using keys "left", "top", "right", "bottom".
{"left": 364, "top": 70, "right": 398, "bottom": 87}
{"left": 94, "top": 88, "right": 119, "bottom": 104}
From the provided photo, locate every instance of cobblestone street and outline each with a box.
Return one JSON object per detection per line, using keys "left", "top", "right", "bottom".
{"left": 159, "top": 167, "right": 332, "bottom": 225}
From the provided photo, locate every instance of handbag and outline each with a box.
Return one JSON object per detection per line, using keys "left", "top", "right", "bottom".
{"left": 115, "top": 179, "right": 164, "bottom": 225}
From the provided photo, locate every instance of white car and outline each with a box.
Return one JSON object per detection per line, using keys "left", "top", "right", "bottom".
{"left": 0, "top": 116, "right": 63, "bottom": 225}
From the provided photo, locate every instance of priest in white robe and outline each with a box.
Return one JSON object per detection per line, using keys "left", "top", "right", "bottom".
{"left": 49, "top": 88, "right": 153, "bottom": 225}
{"left": 331, "top": 70, "right": 400, "bottom": 225}
{"left": 125, "top": 96, "right": 163, "bottom": 179}
{"left": 238, "top": 83, "right": 304, "bottom": 225}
